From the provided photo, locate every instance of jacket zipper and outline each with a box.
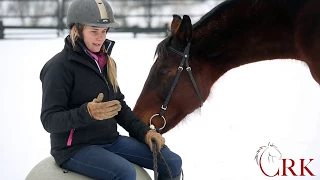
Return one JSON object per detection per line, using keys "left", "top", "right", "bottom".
{"left": 104, "top": 76, "right": 110, "bottom": 90}
{"left": 74, "top": 40, "right": 112, "bottom": 91}
{"left": 85, "top": 49, "right": 111, "bottom": 90}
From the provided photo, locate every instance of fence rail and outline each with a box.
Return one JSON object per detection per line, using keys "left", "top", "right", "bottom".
{"left": 0, "top": 0, "right": 222, "bottom": 39}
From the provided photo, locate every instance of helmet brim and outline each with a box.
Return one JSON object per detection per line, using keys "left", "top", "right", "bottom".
{"left": 85, "top": 22, "right": 120, "bottom": 29}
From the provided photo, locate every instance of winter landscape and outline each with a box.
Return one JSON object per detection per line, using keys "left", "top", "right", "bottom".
{"left": 1, "top": 0, "right": 320, "bottom": 179}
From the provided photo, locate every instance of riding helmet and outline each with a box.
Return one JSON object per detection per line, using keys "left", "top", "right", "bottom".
{"left": 66, "top": 0, "right": 119, "bottom": 28}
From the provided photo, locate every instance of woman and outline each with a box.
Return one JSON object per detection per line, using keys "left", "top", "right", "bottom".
{"left": 39, "top": 0, "right": 182, "bottom": 179}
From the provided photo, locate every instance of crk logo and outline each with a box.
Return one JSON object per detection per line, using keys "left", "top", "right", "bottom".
{"left": 255, "top": 142, "right": 316, "bottom": 177}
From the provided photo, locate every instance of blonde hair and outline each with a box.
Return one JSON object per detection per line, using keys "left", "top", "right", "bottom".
{"left": 70, "top": 24, "right": 118, "bottom": 93}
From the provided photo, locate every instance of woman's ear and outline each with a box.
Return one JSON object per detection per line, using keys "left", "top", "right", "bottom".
{"left": 72, "top": 25, "right": 79, "bottom": 37}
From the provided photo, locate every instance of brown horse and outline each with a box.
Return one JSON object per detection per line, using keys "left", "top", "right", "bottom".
{"left": 133, "top": 0, "right": 320, "bottom": 134}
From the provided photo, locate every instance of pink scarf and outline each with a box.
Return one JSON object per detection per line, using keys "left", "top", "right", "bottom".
{"left": 87, "top": 50, "right": 107, "bottom": 69}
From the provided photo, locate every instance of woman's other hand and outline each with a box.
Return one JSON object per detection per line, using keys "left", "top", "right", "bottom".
{"left": 87, "top": 93, "right": 121, "bottom": 120}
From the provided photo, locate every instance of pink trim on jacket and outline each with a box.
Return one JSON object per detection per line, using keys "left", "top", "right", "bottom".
{"left": 67, "top": 129, "right": 75, "bottom": 146}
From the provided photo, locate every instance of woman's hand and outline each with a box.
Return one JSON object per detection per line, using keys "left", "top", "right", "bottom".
{"left": 87, "top": 93, "right": 121, "bottom": 120}
{"left": 145, "top": 130, "right": 165, "bottom": 152}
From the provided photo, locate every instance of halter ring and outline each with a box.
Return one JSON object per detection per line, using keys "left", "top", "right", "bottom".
{"left": 149, "top": 114, "right": 166, "bottom": 131}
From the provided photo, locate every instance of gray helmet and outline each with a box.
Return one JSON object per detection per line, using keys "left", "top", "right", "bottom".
{"left": 66, "top": 0, "right": 119, "bottom": 28}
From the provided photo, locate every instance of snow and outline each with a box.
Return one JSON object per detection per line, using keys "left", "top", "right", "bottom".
{"left": 1, "top": 31, "right": 320, "bottom": 179}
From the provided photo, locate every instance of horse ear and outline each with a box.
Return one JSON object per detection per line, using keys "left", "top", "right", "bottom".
{"left": 175, "top": 15, "right": 193, "bottom": 42}
{"left": 170, "top": 14, "right": 182, "bottom": 34}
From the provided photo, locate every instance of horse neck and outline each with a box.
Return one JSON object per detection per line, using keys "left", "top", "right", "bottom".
{"left": 193, "top": 0, "right": 307, "bottom": 72}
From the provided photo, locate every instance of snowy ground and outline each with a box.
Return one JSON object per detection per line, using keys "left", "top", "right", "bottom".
{"left": 1, "top": 32, "right": 320, "bottom": 180}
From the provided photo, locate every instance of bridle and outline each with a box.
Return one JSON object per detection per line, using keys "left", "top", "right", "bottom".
{"left": 150, "top": 39, "right": 202, "bottom": 180}
{"left": 149, "top": 40, "right": 204, "bottom": 132}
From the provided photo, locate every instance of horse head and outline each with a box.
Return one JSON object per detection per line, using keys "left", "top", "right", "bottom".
{"left": 133, "top": 15, "right": 213, "bottom": 133}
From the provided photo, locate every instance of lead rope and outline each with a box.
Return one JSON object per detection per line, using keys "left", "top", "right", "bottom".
{"left": 152, "top": 138, "right": 172, "bottom": 180}
{"left": 151, "top": 138, "right": 184, "bottom": 180}
{"left": 152, "top": 139, "right": 159, "bottom": 180}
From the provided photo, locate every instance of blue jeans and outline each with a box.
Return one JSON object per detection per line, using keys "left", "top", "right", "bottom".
{"left": 61, "top": 136, "right": 182, "bottom": 180}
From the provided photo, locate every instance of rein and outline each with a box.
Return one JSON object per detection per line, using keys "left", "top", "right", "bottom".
{"left": 150, "top": 40, "right": 202, "bottom": 180}
{"left": 151, "top": 139, "right": 184, "bottom": 180}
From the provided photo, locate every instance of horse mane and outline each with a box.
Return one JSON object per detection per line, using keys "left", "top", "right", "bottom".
{"left": 154, "top": 38, "right": 171, "bottom": 60}
{"left": 155, "top": 0, "right": 306, "bottom": 60}
{"left": 192, "top": 0, "right": 305, "bottom": 39}
{"left": 193, "top": 0, "right": 233, "bottom": 29}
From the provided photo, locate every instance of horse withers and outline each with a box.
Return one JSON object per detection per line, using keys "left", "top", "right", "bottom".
{"left": 133, "top": 0, "right": 320, "bottom": 134}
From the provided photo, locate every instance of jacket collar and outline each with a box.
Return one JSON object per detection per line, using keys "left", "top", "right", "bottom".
{"left": 63, "top": 36, "right": 116, "bottom": 85}
{"left": 65, "top": 35, "right": 115, "bottom": 62}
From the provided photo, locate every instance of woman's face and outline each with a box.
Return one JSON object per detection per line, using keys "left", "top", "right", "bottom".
{"left": 82, "top": 26, "right": 109, "bottom": 52}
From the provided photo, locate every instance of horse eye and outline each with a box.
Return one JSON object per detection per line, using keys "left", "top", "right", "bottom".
{"left": 158, "top": 70, "right": 170, "bottom": 77}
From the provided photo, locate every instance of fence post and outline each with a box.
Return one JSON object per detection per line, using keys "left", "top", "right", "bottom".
{"left": 57, "top": 0, "right": 66, "bottom": 37}
{"left": 147, "top": 0, "right": 153, "bottom": 29}
{"left": 0, "top": 21, "right": 4, "bottom": 39}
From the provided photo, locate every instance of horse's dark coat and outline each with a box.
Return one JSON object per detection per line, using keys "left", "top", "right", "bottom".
{"left": 133, "top": 0, "right": 320, "bottom": 133}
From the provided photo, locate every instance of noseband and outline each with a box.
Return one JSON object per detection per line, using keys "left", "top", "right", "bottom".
{"left": 149, "top": 41, "right": 204, "bottom": 132}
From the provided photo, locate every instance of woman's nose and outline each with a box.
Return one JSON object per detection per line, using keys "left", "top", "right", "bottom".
{"left": 97, "top": 33, "right": 104, "bottom": 40}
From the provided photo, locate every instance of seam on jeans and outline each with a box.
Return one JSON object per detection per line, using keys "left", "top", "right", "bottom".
{"left": 115, "top": 153, "right": 181, "bottom": 178}
{"left": 70, "top": 158, "right": 117, "bottom": 177}
{"left": 70, "top": 158, "right": 132, "bottom": 179}
{"left": 114, "top": 152, "right": 177, "bottom": 166}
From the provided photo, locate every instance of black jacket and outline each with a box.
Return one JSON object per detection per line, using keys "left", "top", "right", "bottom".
{"left": 40, "top": 37, "right": 150, "bottom": 166}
